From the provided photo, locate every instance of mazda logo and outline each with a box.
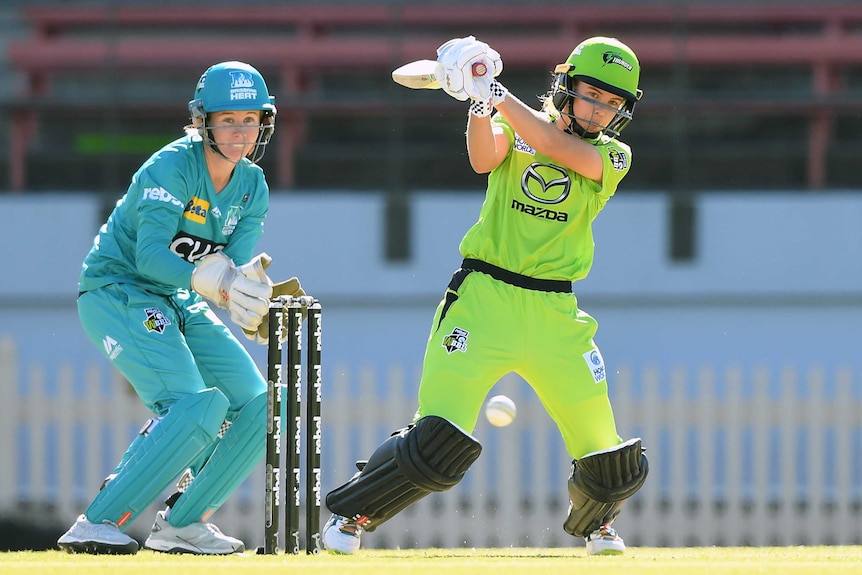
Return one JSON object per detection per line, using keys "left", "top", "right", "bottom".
{"left": 520, "top": 163, "right": 571, "bottom": 205}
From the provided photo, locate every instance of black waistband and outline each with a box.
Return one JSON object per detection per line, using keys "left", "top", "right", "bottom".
{"left": 461, "top": 258, "right": 572, "bottom": 293}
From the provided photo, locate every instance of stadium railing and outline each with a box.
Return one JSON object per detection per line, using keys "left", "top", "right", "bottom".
{"left": 6, "top": 3, "right": 862, "bottom": 190}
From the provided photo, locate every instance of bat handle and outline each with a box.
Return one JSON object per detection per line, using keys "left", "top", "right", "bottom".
{"left": 471, "top": 61, "right": 488, "bottom": 77}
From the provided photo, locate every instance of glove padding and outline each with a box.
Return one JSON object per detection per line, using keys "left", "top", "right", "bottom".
{"left": 190, "top": 252, "right": 272, "bottom": 332}
{"left": 242, "top": 277, "right": 306, "bottom": 345}
{"left": 435, "top": 36, "right": 502, "bottom": 102}
{"left": 238, "top": 252, "right": 273, "bottom": 286}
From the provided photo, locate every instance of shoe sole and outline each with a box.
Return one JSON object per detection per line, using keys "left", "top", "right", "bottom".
{"left": 144, "top": 541, "right": 244, "bottom": 555}
{"left": 58, "top": 541, "right": 139, "bottom": 555}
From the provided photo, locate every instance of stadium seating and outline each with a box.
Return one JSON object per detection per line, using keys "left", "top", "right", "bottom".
{"left": 6, "top": 3, "right": 862, "bottom": 190}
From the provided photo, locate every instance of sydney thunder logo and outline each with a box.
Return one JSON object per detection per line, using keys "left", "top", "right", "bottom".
{"left": 602, "top": 51, "right": 634, "bottom": 71}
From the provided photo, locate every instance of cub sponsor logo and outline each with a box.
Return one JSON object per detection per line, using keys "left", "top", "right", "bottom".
{"left": 583, "top": 348, "right": 606, "bottom": 383}
{"left": 442, "top": 327, "right": 469, "bottom": 354}
{"left": 143, "top": 307, "right": 171, "bottom": 334}
{"left": 170, "top": 232, "right": 225, "bottom": 263}
{"left": 184, "top": 196, "right": 209, "bottom": 224}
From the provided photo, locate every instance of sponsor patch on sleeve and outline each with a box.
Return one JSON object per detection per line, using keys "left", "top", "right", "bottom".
{"left": 583, "top": 348, "right": 607, "bottom": 383}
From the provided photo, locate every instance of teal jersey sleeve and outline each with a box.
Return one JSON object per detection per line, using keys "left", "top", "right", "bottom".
{"left": 458, "top": 113, "right": 632, "bottom": 283}
{"left": 79, "top": 135, "right": 269, "bottom": 295}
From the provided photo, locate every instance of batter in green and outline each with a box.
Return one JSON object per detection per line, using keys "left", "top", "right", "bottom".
{"left": 324, "top": 36, "right": 649, "bottom": 557}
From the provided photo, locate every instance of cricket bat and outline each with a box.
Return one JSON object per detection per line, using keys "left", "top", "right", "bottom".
{"left": 391, "top": 59, "right": 489, "bottom": 90}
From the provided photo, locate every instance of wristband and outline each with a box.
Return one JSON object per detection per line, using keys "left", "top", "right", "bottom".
{"left": 469, "top": 99, "right": 492, "bottom": 118}
{"left": 490, "top": 80, "right": 508, "bottom": 106}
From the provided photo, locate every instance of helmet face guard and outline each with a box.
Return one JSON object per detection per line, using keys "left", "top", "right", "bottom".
{"left": 188, "top": 61, "right": 276, "bottom": 163}
{"left": 550, "top": 37, "right": 643, "bottom": 139}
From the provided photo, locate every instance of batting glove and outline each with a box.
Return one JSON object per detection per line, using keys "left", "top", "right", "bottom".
{"left": 436, "top": 36, "right": 502, "bottom": 102}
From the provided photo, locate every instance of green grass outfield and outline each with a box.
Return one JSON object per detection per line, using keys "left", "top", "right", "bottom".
{"left": 0, "top": 547, "right": 859, "bottom": 575}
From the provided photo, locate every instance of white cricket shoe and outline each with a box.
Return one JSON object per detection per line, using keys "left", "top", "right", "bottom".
{"left": 322, "top": 514, "right": 361, "bottom": 554}
{"left": 57, "top": 514, "right": 139, "bottom": 555}
{"left": 585, "top": 524, "right": 626, "bottom": 555}
{"left": 144, "top": 510, "right": 245, "bottom": 555}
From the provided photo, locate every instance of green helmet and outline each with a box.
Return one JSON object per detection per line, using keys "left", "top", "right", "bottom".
{"left": 551, "top": 37, "right": 643, "bottom": 138}
{"left": 188, "top": 61, "right": 276, "bottom": 163}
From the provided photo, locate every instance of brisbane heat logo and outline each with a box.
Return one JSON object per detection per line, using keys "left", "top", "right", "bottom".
{"left": 229, "top": 71, "right": 258, "bottom": 101}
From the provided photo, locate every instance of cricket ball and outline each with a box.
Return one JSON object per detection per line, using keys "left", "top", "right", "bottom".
{"left": 485, "top": 394, "right": 517, "bottom": 427}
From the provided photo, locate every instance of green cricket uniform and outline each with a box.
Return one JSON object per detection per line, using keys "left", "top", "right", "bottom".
{"left": 416, "top": 114, "right": 632, "bottom": 459}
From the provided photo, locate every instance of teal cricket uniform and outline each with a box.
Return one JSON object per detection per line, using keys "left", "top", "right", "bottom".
{"left": 416, "top": 114, "right": 632, "bottom": 459}
{"left": 79, "top": 133, "right": 268, "bottom": 412}
{"left": 76, "top": 133, "right": 269, "bottom": 525}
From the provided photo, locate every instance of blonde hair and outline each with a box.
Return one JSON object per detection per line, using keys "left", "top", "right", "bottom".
{"left": 540, "top": 91, "right": 560, "bottom": 122}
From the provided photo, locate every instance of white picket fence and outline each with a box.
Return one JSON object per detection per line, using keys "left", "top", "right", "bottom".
{"left": 1, "top": 336, "right": 860, "bottom": 549}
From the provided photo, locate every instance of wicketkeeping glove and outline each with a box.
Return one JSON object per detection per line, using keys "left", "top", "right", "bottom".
{"left": 242, "top": 276, "right": 306, "bottom": 345}
{"left": 190, "top": 252, "right": 272, "bottom": 332}
{"left": 234, "top": 252, "right": 307, "bottom": 344}
{"left": 238, "top": 252, "right": 273, "bottom": 285}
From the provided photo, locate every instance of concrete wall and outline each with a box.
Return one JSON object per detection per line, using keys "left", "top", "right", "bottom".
{"left": 2, "top": 190, "right": 861, "bottom": 395}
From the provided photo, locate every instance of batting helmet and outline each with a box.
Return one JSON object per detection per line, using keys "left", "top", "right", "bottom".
{"left": 550, "top": 37, "right": 643, "bottom": 138}
{"left": 189, "top": 61, "right": 276, "bottom": 163}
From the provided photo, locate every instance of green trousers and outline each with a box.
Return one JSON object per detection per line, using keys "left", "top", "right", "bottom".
{"left": 416, "top": 266, "right": 622, "bottom": 459}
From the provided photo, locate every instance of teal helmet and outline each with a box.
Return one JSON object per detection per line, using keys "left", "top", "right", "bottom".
{"left": 550, "top": 37, "right": 643, "bottom": 138}
{"left": 189, "top": 61, "right": 276, "bottom": 163}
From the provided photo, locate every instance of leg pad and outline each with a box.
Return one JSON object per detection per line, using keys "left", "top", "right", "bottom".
{"left": 563, "top": 437, "right": 649, "bottom": 537}
{"left": 167, "top": 391, "right": 267, "bottom": 525}
{"left": 326, "top": 415, "right": 481, "bottom": 531}
{"left": 86, "top": 388, "right": 229, "bottom": 528}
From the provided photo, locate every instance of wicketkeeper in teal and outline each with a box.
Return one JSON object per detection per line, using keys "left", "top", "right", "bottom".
{"left": 323, "top": 36, "right": 649, "bottom": 556}
{"left": 58, "top": 61, "right": 303, "bottom": 555}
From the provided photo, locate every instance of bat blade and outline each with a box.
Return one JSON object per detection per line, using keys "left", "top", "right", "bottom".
{"left": 391, "top": 59, "right": 440, "bottom": 90}
{"left": 391, "top": 59, "right": 496, "bottom": 91}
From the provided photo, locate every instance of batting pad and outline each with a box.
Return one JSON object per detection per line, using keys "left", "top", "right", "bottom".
{"left": 326, "top": 415, "right": 482, "bottom": 531}
{"left": 166, "top": 390, "right": 267, "bottom": 526}
{"left": 563, "top": 437, "right": 649, "bottom": 537}
{"left": 86, "top": 388, "right": 230, "bottom": 528}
